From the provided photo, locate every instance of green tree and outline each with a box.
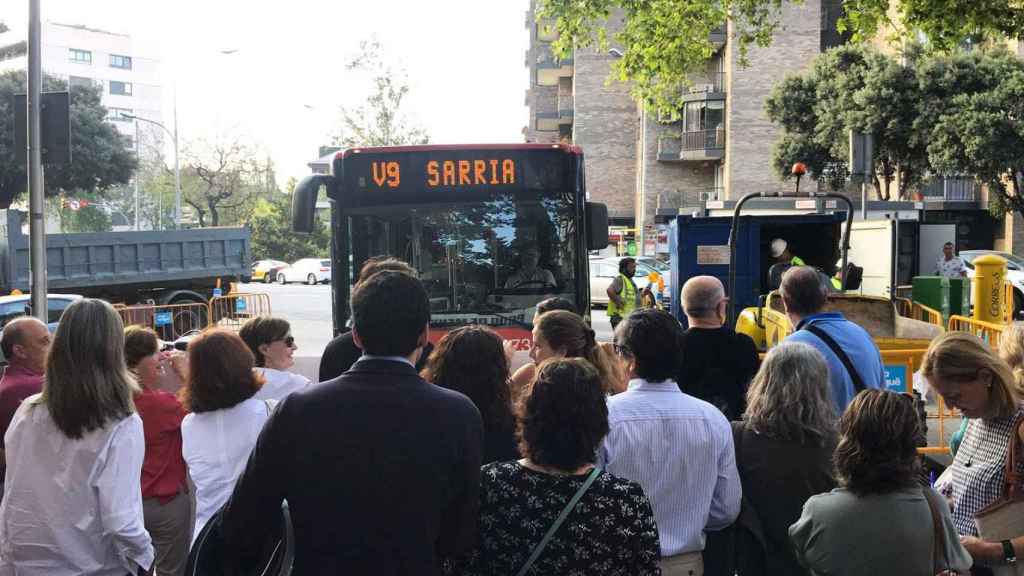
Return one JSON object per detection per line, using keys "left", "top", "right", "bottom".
{"left": 537, "top": 0, "right": 1024, "bottom": 115}
{"left": 180, "top": 137, "right": 274, "bottom": 227}
{"left": 248, "top": 194, "right": 329, "bottom": 262}
{"left": 0, "top": 71, "right": 136, "bottom": 207}
{"left": 766, "top": 45, "right": 928, "bottom": 200}
{"left": 331, "top": 40, "right": 429, "bottom": 147}
{"left": 926, "top": 50, "right": 1024, "bottom": 217}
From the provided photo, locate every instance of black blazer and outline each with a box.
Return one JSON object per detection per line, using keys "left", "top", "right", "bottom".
{"left": 319, "top": 331, "right": 434, "bottom": 382}
{"left": 221, "top": 358, "right": 484, "bottom": 576}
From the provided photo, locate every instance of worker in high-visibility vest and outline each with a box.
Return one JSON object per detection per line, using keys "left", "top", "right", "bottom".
{"left": 646, "top": 269, "right": 666, "bottom": 309}
{"left": 770, "top": 238, "right": 805, "bottom": 267}
{"left": 607, "top": 258, "right": 640, "bottom": 330}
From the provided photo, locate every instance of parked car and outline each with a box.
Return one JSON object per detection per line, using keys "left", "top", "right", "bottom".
{"left": 251, "top": 259, "right": 289, "bottom": 284}
{"left": 960, "top": 250, "right": 1024, "bottom": 317}
{"left": 589, "top": 257, "right": 672, "bottom": 308}
{"left": 277, "top": 259, "right": 332, "bottom": 285}
{"left": 0, "top": 293, "right": 82, "bottom": 331}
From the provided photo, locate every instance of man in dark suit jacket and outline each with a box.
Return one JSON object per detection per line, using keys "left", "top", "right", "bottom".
{"left": 318, "top": 257, "right": 433, "bottom": 381}
{"left": 222, "top": 270, "right": 484, "bottom": 575}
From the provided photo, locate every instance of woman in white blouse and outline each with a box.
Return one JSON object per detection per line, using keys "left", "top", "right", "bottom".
{"left": 180, "top": 328, "right": 273, "bottom": 542}
{"left": 239, "top": 316, "right": 311, "bottom": 399}
{"left": 0, "top": 298, "right": 154, "bottom": 575}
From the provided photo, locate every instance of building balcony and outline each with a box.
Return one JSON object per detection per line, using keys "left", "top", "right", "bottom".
{"left": 535, "top": 46, "right": 573, "bottom": 86}
{"left": 680, "top": 129, "right": 725, "bottom": 161}
{"left": 537, "top": 20, "right": 559, "bottom": 42}
{"left": 920, "top": 176, "right": 978, "bottom": 202}
{"left": 656, "top": 187, "right": 724, "bottom": 213}
{"left": 535, "top": 112, "right": 562, "bottom": 132}
{"left": 682, "top": 72, "right": 726, "bottom": 102}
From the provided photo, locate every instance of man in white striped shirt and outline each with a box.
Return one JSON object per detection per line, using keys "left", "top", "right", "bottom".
{"left": 600, "top": 308, "right": 741, "bottom": 576}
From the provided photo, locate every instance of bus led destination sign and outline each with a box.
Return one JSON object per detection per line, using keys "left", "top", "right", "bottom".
{"left": 365, "top": 157, "right": 518, "bottom": 190}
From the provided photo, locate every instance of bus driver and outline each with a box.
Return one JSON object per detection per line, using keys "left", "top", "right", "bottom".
{"left": 504, "top": 246, "right": 556, "bottom": 289}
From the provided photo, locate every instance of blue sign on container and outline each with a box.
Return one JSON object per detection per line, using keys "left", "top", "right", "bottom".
{"left": 884, "top": 365, "right": 908, "bottom": 393}
{"left": 155, "top": 311, "right": 173, "bottom": 327}
{"left": 236, "top": 298, "right": 247, "bottom": 312}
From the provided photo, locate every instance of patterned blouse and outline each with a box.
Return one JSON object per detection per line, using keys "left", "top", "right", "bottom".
{"left": 950, "top": 404, "right": 1024, "bottom": 536}
{"left": 444, "top": 462, "right": 661, "bottom": 576}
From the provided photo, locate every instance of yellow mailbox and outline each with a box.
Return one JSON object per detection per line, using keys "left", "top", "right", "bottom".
{"left": 971, "top": 254, "right": 1007, "bottom": 324}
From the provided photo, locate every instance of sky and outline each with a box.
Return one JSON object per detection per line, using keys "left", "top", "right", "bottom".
{"left": 5, "top": 0, "right": 532, "bottom": 184}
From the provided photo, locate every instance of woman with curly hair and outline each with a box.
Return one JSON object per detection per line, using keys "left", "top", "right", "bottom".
{"left": 421, "top": 326, "right": 518, "bottom": 464}
{"left": 445, "top": 358, "right": 660, "bottom": 576}
{"left": 789, "top": 389, "right": 971, "bottom": 575}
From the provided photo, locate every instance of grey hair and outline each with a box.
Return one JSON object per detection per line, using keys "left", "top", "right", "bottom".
{"left": 744, "top": 342, "right": 837, "bottom": 445}
{"left": 41, "top": 298, "right": 138, "bottom": 439}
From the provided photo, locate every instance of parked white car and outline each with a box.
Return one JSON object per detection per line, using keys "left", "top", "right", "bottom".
{"left": 277, "top": 259, "right": 332, "bottom": 285}
{"left": 589, "top": 257, "right": 672, "bottom": 308}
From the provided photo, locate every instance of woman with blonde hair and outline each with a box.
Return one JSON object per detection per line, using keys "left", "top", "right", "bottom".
{"left": 922, "top": 330, "right": 1024, "bottom": 568}
{"left": 0, "top": 299, "right": 154, "bottom": 574}
{"left": 529, "top": 310, "right": 620, "bottom": 396}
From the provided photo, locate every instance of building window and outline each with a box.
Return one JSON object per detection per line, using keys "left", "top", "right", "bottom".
{"left": 109, "top": 54, "right": 132, "bottom": 69}
{"left": 108, "top": 107, "right": 133, "bottom": 122}
{"left": 69, "top": 48, "right": 92, "bottom": 64}
{"left": 109, "top": 81, "right": 133, "bottom": 96}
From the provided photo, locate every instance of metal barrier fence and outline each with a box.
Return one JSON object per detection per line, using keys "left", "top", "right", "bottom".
{"left": 893, "top": 298, "right": 944, "bottom": 327}
{"left": 881, "top": 348, "right": 959, "bottom": 456}
{"left": 115, "top": 302, "right": 211, "bottom": 342}
{"left": 948, "top": 315, "right": 1006, "bottom": 347}
{"left": 210, "top": 293, "right": 273, "bottom": 331}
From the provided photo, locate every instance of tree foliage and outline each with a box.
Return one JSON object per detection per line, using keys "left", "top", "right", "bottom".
{"left": 331, "top": 40, "right": 429, "bottom": 148}
{"left": 248, "top": 191, "right": 329, "bottom": 263}
{"left": 0, "top": 71, "right": 136, "bottom": 207}
{"left": 925, "top": 50, "right": 1024, "bottom": 217}
{"left": 180, "top": 137, "right": 275, "bottom": 227}
{"left": 766, "top": 45, "right": 927, "bottom": 200}
{"left": 537, "top": 0, "right": 1024, "bottom": 115}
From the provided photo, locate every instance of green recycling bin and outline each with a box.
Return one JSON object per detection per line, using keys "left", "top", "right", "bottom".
{"left": 911, "top": 276, "right": 950, "bottom": 320}
{"left": 947, "top": 277, "right": 970, "bottom": 318}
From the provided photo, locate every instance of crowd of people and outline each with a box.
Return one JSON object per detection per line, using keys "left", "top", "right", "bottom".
{"left": 0, "top": 258, "right": 1021, "bottom": 575}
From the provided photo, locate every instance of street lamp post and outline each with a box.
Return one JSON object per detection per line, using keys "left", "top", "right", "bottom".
{"left": 121, "top": 112, "right": 180, "bottom": 228}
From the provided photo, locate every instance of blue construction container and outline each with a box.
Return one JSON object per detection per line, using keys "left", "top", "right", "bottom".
{"left": 669, "top": 212, "right": 848, "bottom": 326}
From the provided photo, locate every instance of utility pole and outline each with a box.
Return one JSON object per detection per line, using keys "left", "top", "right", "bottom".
{"left": 27, "top": 0, "right": 47, "bottom": 321}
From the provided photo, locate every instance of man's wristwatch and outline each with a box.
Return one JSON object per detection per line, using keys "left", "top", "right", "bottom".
{"left": 1002, "top": 539, "right": 1017, "bottom": 565}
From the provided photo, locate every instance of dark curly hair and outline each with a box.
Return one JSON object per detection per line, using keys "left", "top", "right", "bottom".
{"left": 518, "top": 358, "right": 609, "bottom": 471}
{"left": 834, "top": 389, "right": 920, "bottom": 496}
{"left": 180, "top": 329, "right": 265, "bottom": 413}
{"left": 421, "top": 326, "right": 513, "bottom": 435}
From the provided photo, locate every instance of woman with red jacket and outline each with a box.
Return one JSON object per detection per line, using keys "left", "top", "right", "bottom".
{"left": 125, "top": 325, "right": 191, "bottom": 576}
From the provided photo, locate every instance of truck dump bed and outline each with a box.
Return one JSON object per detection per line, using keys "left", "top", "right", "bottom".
{"left": 0, "top": 211, "right": 250, "bottom": 297}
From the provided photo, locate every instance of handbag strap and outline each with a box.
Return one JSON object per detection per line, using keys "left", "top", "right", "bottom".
{"left": 802, "top": 324, "right": 866, "bottom": 393}
{"left": 922, "top": 487, "right": 949, "bottom": 572}
{"left": 515, "top": 467, "right": 602, "bottom": 576}
{"left": 1003, "top": 414, "right": 1024, "bottom": 499}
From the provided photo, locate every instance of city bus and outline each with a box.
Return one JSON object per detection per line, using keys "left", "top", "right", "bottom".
{"left": 291, "top": 144, "right": 608, "bottom": 364}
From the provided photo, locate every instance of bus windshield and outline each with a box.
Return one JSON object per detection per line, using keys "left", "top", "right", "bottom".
{"left": 348, "top": 192, "right": 578, "bottom": 329}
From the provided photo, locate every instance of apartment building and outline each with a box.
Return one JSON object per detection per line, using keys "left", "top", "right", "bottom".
{"left": 0, "top": 21, "right": 164, "bottom": 150}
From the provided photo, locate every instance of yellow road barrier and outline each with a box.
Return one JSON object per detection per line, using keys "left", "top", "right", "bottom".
{"left": 210, "top": 293, "right": 272, "bottom": 331}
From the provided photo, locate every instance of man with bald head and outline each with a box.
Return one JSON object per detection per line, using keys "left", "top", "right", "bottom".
{"left": 0, "top": 316, "right": 50, "bottom": 488}
{"left": 781, "top": 266, "right": 884, "bottom": 412}
{"left": 677, "top": 276, "right": 759, "bottom": 421}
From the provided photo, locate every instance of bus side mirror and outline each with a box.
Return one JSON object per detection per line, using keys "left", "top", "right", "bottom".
{"left": 292, "top": 175, "right": 331, "bottom": 233}
{"left": 585, "top": 202, "right": 609, "bottom": 251}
